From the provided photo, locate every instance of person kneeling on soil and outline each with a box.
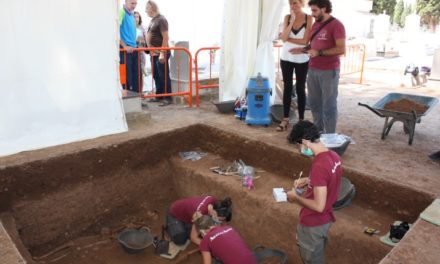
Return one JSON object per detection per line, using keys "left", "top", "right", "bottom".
{"left": 194, "top": 214, "right": 257, "bottom": 264}
{"left": 166, "top": 196, "right": 232, "bottom": 245}
{"left": 286, "top": 120, "right": 342, "bottom": 264}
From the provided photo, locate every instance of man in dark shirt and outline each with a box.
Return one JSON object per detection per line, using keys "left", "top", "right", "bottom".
{"left": 145, "top": 0, "right": 172, "bottom": 105}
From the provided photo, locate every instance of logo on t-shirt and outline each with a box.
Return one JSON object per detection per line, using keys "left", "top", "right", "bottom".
{"left": 196, "top": 196, "right": 212, "bottom": 211}
{"left": 332, "top": 161, "right": 341, "bottom": 174}
{"left": 209, "top": 227, "right": 232, "bottom": 242}
{"left": 317, "top": 30, "right": 328, "bottom": 40}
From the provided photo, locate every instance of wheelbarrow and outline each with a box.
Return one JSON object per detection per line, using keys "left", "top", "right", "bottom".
{"left": 358, "top": 93, "right": 438, "bottom": 145}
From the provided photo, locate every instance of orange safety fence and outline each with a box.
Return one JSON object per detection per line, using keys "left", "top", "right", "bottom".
{"left": 340, "top": 44, "right": 366, "bottom": 84}
{"left": 273, "top": 43, "right": 366, "bottom": 84}
{"left": 119, "top": 46, "right": 193, "bottom": 107}
{"left": 123, "top": 44, "right": 365, "bottom": 108}
{"left": 119, "top": 63, "right": 127, "bottom": 86}
{"left": 194, "top": 47, "right": 220, "bottom": 107}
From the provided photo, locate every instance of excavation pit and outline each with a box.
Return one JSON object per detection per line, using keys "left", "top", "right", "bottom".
{"left": 0, "top": 124, "right": 433, "bottom": 264}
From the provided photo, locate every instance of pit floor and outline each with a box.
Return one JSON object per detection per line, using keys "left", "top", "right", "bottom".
{"left": 1, "top": 68, "right": 440, "bottom": 264}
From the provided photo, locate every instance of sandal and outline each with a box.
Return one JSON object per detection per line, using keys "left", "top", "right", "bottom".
{"left": 276, "top": 119, "right": 289, "bottom": 132}
{"left": 159, "top": 100, "right": 172, "bottom": 107}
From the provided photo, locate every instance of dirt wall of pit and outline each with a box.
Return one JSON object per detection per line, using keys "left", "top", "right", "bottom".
{"left": 0, "top": 124, "right": 435, "bottom": 264}
{"left": 0, "top": 127, "right": 199, "bottom": 252}
{"left": 193, "top": 125, "right": 433, "bottom": 219}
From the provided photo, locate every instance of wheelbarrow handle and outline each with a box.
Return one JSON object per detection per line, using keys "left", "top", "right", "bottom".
{"left": 358, "top": 102, "right": 385, "bottom": 118}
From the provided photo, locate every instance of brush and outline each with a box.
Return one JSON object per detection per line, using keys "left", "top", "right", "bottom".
{"left": 295, "top": 171, "right": 303, "bottom": 189}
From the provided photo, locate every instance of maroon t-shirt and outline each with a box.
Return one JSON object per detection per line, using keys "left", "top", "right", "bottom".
{"left": 199, "top": 226, "right": 257, "bottom": 264}
{"left": 170, "top": 196, "right": 217, "bottom": 224}
{"left": 300, "top": 151, "right": 342, "bottom": 226}
{"left": 309, "top": 18, "right": 346, "bottom": 70}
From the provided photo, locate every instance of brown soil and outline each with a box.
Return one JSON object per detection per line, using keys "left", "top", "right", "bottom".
{"left": 383, "top": 98, "right": 429, "bottom": 114}
{"left": 0, "top": 125, "right": 433, "bottom": 264}
{"left": 259, "top": 256, "right": 284, "bottom": 264}
{"left": 0, "top": 68, "right": 439, "bottom": 264}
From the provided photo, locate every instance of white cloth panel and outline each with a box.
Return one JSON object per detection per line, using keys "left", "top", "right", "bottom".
{"left": 253, "top": 0, "right": 284, "bottom": 104}
{"left": 219, "top": 0, "right": 260, "bottom": 101}
{"left": 0, "top": 0, "right": 127, "bottom": 157}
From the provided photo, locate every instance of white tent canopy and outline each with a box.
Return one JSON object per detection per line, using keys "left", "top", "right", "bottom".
{"left": 0, "top": 0, "right": 284, "bottom": 157}
{"left": 220, "top": 0, "right": 283, "bottom": 102}
{"left": 0, "top": 0, "right": 127, "bottom": 157}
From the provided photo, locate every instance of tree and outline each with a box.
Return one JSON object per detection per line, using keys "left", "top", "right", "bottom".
{"left": 371, "top": 0, "right": 397, "bottom": 20}
{"left": 393, "top": 0, "right": 404, "bottom": 26}
{"left": 416, "top": 0, "right": 440, "bottom": 31}
{"left": 400, "top": 4, "right": 413, "bottom": 27}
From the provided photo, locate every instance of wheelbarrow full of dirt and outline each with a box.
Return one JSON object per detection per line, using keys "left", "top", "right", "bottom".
{"left": 358, "top": 93, "right": 438, "bottom": 145}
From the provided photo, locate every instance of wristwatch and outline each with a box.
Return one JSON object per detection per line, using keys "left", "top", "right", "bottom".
{"left": 318, "top": 50, "right": 324, "bottom": 56}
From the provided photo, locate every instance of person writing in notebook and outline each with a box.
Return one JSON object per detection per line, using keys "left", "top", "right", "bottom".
{"left": 286, "top": 120, "right": 342, "bottom": 264}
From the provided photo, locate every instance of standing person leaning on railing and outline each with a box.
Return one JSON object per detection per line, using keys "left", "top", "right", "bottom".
{"left": 145, "top": 0, "right": 172, "bottom": 106}
{"left": 277, "top": 0, "right": 313, "bottom": 132}
{"left": 119, "top": 0, "right": 140, "bottom": 93}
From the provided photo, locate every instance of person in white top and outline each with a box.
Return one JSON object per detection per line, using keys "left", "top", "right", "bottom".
{"left": 134, "top": 11, "right": 147, "bottom": 79}
{"left": 277, "top": 0, "right": 313, "bottom": 131}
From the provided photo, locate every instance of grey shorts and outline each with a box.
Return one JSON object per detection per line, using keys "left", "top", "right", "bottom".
{"left": 296, "top": 223, "right": 331, "bottom": 264}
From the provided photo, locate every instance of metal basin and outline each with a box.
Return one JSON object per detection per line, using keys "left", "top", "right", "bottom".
{"left": 213, "top": 100, "right": 236, "bottom": 114}
{"left": 117, "top": 229, "right": 154, "bottom": 254}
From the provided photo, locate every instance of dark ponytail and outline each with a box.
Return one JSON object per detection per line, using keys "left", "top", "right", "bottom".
{"left": 214, "top": 197, "right": 232, "bottom": 222}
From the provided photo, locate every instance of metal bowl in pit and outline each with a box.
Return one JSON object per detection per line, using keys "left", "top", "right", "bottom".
{"left": 117, "top": 229, "right": 154, "bottom": 254}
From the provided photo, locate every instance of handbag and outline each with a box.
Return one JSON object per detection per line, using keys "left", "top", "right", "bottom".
{"left": 153, "top": 225, "right": 169, "bottom": 255}
{"left": 303, "top": 17, "right": 335, "bottom": 52}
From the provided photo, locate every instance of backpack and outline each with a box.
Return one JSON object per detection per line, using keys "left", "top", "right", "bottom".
{"left": 389, "top": 222, "right": 410, "bottom": 243}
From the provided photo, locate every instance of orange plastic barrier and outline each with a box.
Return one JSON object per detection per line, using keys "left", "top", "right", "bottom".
{"left": 194, "top": 47, "right": 220, "bottom": 107}
{"left": 119, "top": 46, "right": 193, "bottom": 107}
{"left": 340, "top": 44, "right": 366, "bottom": 84}
{"left": 119, "top": 63, "right": 126, "bottom": 87}
{"left": 273, "top": 43, "right": 366, "bottom": 83}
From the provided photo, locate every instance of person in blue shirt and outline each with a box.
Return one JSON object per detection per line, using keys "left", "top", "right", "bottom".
{"left": 120, "top": 0, "right": 140, "bottom": 93}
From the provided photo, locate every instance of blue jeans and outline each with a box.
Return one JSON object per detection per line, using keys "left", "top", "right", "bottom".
{"left": 151, "top": 53, "right": 172, "bottom": 100}
{"left": 307, "top": 68, "right": 340, "bottom": 133}
{"left": 166, "top": 211, "right": 191, "bottom": 245}
{"left": 120, "top": 49, "right": 139, "bottom": 93}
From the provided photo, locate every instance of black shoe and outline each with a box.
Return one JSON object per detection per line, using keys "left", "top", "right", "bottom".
{"left": 159, "top": 100, "right": 172, "bottom": 106}
{"left": 429, "top": 151, "right": 440, "bottom": 162}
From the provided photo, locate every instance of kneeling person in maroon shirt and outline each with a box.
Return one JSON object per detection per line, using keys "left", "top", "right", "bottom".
{"left": 194, "top": 215, "right": 257, "bottom": 264}
{"left": 167, "top": 196, "right": 232, "bottom": 246}
{"left": 286, "top": 120, "right": 342, "bottom": 264}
